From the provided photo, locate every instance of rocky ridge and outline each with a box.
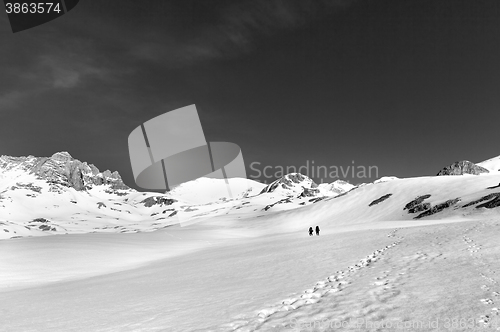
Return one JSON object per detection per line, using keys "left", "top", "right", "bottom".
{"left": 437, "top": 160, "right": 489, "bottom": 176}
{"left": 0, "top": 151, "right": 129, "bottom": 192}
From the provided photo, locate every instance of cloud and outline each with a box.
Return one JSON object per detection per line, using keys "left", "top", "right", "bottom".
{"left": 39, "top": 55, "right": 105, "bottom": 89}
{"left": 50, "top": 66, "right": 81, "bottom": 88}
{"left": 0, "top": 27, "right": 116, "bottom": 111}
{"left": 0, "top": 53, "right": 107, "bottom": 111}
{"left": 53, "top": 70, "right": 80, "bottom": 88}
{"left": 0, "top": 91, "right": 25, "bottom": 109}
{"left": 217, "top": 0, "right": 356, "bottom": 42}
{"left": 129, "top": 0, "right": 357, "bottom": 67}
{"left": 0, "top": 0, "right": 356, "bottom": 110}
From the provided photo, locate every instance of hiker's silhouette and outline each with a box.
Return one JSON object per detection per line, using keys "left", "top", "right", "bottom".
{"left": 308, "top": 227, "right": 313, "bottom": 236}
{"left": 315, "top": 225, "right": 320, "bottom": 236}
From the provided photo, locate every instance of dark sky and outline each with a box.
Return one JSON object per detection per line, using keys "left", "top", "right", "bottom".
{"left": 1, "top": 0, "right": 500, "bottom": 190}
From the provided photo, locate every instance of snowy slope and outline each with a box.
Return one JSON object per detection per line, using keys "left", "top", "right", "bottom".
{"left": 2, "top": 152, "right": 500, "bottom": 241}
{"left": 237, "top": 172, "right": 500, "bottom": 233}
{"left": 317, "top": 179, "right": 355, "bottom": 195}
{"left": 373, "top": 176, "right": 399, "bottom": 184}
{"left": 0, "top": 153, "right": 182, "bottom": 239}
{"left": 478, "top": 155, "right": 500, "bottom": 173}
{"left": 0, "top": 162, "right": 357, "bottom": 239}
{"left": 2, "top": 211, "right": 500, "bottom": 331}
{"left": 165, "top": 177, "right": 266, "bottom": 204}
{"left": 0, "top": 154, "right": 352, "bottom": 239}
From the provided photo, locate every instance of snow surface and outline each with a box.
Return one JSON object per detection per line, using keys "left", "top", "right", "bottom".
{"left": 2, "top": 218, "right": 500, "bottom": 331}
{"left": 373, "top": 176, "right": 399, "bottom": 184}
{"left": 317, "top": 179, "right": 355, "bottom": 196}
{"left": 2, "top": 157, "right": 500, "bottom": 331}
{"left": 478, "top": 155, "right": 500, "bottom": 173}
{"left": 165, "top": 177, "right": 266, "bottom": 205}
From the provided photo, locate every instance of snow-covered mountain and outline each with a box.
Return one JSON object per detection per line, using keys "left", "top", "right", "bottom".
{"left": 2, "top": 151, "right": 500, "bottom": 332}
{"left": 262, "top": 172, "right": 500, "bottom": 232}
{"left": 0, "top": 153, "right": 353, "bottom": 239}
{"left": 259, "top": 173, "right": 353, "bottom": 198}
{"left": 260, "top": 173, "right": 318, "bottom": 195}
{"left": 434, "top": 156, "right": 500, "bottom": 176}
{"left": 165, "top": 177, "right": 265, "bottom": 205}
{"left": 437, "top": 160, "right": 490, "bottom": 176}
{"left": 250, "top": 173, "right": 355, "bottom": 212}
{"left": 0, "top": 151, "right": 129, "bottom": 192}
{"left": 0, "top": 152, "right": 173, "bottom": 239}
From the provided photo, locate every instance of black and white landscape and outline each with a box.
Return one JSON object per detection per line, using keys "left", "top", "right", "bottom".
{"left": 1, "top": 152, "right": 500, "bottom": 331}
{"left": 2, "top": 1, "right": 500, "bottom": 331}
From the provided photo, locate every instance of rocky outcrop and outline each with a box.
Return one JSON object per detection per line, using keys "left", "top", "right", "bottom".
{"left": 414, "top": 198, "right": 461, "bottom": 219}
{"left": 299, "top": 187, "right": 321, "bottom": 198}
{"left": 437, "top": 161, "right": 489, "bottom": 176}
{"left": 463, "top": 193, "right": 500, "bottom": 209}
{"left": 477, "top": 196, "right": 500, "bottom": 209}
{"left": 308, "top": 197, "right": 325, "bottom": 203}
{"left": 0, "top": 151, "right": 129, "bottom": 191}
{"left": 260, "top": 173, "right": 317, "bottom": 194}
{"left": 404, "top": 194, "right": 432, "bottom": 211}
{"left": 408, "top": 203, "right": 431, "bottom": 214}
{"left": 140, "top": 196, "right": 176, "bottom": 207}
{"left": 263, "top": 198, "right": 292, "bottom": 211}
{"left": 404, "top": 195, "right": 433, "bottom": 214}
{"left": 369, "top": 194, "right": 392, "bottom": 207}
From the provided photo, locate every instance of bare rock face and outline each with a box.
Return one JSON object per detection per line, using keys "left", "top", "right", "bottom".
{"left": 414, "top": 198, "right": 461, "bottom": 219}
{"left": 463, "top": 193, "right": 500, "bottom": 209}
{"left": 0, "top": 151, "right": 129, "bottom": 191}
{"left": 260, "top": 173, "right": 318, "bottom": 194}
{"left": 437, "top": 161, "right": 490, "bottom": 176}
{"left": 404, "top": 194, "right": 432, "bottom": 211}
{"left": 299, "top": 187, "right": 321, "bottom": 198}
{"left": 51, "top": 151, "right": 72, "bottom": 162}
{"left": 140, "top": 196, "right": 176, "bottom": 207}
{"left": 369, "top": 194, "right": 392, "bottom": 207}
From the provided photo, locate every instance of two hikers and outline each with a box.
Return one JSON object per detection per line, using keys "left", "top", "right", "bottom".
{"left": 309, "top": 226, "right": 320, "bottom": 236}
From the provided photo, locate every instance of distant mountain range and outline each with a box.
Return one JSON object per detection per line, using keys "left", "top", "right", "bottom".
{"left": 1, "top": 152, "right": 499, "bottom": 239}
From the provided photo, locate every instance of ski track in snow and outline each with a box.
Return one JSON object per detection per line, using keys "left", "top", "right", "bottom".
{"left": 4, "top": 219, "right": 500, "bottom": 332}
{"left": 461, "top": 223, "right": 500, "bottom": 329}
{"left": 200, "top": 221, "right": 500, "bottom": 332}
{"left": 211, "top": 229, "right": 405, "bottom": 332}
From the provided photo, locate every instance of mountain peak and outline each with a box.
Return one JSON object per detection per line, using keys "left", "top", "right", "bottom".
{"left": 437, "top": 160, "right": 489, "bottom": 176}
{"left": 260, "top": 173, "right": 317, "bottom": 194}
{"left": 51, "top": 151, "right": 73, "bottom": 162}
{"left": 0, "top": 152, "right": 129, "bottom": 191}
{"left": 280, "top": 173, "right": 317, "bottom": 187}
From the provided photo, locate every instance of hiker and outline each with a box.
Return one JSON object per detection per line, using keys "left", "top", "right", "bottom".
{"left": 309, "top": 226, "right": 314, "bottom": 236}
{"left": 315, "top": 225, "right": 320, "bottom": 236}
